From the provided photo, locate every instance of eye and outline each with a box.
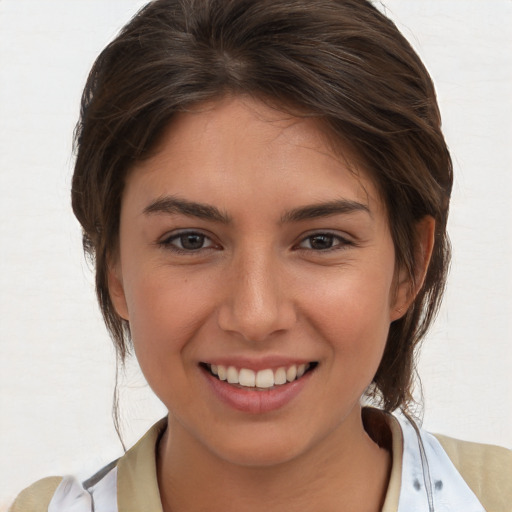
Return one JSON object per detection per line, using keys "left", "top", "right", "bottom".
{"left": 298, "top": 233, "right": 350, "bottom": 251}
{"left": 160, "top": 231, "right": 217, "bottom": 252}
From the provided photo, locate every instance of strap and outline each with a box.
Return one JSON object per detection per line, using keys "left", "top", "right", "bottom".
{"left": 48, "top": 466, "right": 118, "bottom": 512}
{"left": 396, "top": 414, "right": 486, "bottom": 512}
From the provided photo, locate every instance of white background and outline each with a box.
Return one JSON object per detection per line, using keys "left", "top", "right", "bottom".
{"left": 1, "top": 1, "right": 511, "bottom": 509}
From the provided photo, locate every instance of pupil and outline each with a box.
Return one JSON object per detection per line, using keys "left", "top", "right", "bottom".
{"left": 310, "top": 235, "right": 333, "bottom": 250}
{"left": 181, "top": 234, "right": 204, "bottom": 250}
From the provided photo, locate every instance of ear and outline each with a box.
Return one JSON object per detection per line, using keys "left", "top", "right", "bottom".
{"left": 107, "top": 259, "right": 130, "bottom": 321}
{"left": 390, "top": 216, "right": 435, "bottom": 321}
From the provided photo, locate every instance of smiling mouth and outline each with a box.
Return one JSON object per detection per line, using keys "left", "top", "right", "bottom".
{"left": 200, "top": 362, "right": 318, "bottom": 390}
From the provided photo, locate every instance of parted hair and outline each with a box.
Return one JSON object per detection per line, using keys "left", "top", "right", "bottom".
{"left": 72, "top": 0, "right": 452, "bottom": 413}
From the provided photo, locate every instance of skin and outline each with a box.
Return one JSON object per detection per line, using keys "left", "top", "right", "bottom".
{"left": 109, "top": 96, "right": 434, "bottom": 511}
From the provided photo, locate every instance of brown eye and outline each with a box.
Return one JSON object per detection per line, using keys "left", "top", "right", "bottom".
{"left": 179, "top": 233, "right": 206, "bottom": 250}
{"left": 308, "top": 234, "right": 335, "bottom": 250}
{"left": 298, "top": 233, "right": 351, "bottom": 251}
{"left": 161, "top": 231, "right": 216, "bottom": 252}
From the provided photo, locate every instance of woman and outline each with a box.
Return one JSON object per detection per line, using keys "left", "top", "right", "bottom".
{"left": 11, "top": 0, "right": 511, "bottom": 511}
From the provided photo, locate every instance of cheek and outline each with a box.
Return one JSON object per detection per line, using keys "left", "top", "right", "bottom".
{"left": 301, "top": 267, "right": 394, "bottom": 361}
{"left": 123, "top": 268, "right": 216, "bottom": 373}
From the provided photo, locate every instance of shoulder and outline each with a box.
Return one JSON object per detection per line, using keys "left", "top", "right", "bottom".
{"left": 9, "top": 418, "right": 166, "bottom": 512}
{"left": 434, "top": 433, "right": 512, "bottom": 512}
{"left": 9, "top": 476, "right": 63, "bottom": 512}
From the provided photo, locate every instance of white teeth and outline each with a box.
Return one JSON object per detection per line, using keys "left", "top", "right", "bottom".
{"left": 217, "top": 365, "right": 227, "bottom": 381}
{"left": 227, "top": 366, "right": 238, "bottom": 384}
{"left": 255, "top": 369, "right": 274, "bottom": 388}
{"left": 239, "top": 368, "right": 256, "bottom": 387}
{"left": 274, "top": 367, "right": 287, "bottom": 385}
{"left": 286, "top": 365, "right": 297, "bottom": 382}
{"left": 208, "top": 363, "right": 313, "bottom": 388}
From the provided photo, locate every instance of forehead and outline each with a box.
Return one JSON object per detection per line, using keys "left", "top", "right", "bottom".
{"left": 126, "top": 96, "right": 384, "bottom": 219}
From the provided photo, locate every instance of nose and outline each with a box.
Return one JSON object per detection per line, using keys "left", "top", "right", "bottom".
{"left": 217, "top": 249, "right": 297, "bottom": 343}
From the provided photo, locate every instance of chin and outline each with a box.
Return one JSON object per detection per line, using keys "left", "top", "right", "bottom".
{"left": 215, "top": 441, "right": 306, "bottom": 468}
{"left": 198, "top": 423, "right": 320, "bottom": 469}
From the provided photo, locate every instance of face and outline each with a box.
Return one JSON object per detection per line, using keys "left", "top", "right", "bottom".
{"left": 109, "top": 96, "right": 412, "bottom": 467}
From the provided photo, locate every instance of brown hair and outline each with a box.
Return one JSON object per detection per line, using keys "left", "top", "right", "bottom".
{"left": 72, "top": 0, "right": 452, "bottom": 413}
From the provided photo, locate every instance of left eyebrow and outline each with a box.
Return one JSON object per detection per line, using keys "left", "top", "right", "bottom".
{"left": 280, "top": 199, "right": 370, "bottom": 223}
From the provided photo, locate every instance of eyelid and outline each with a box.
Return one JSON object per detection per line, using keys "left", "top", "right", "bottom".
{"left": 294, "top": 230, "right": 354, "bottom": 251}
{"left": 158, "top": 229, "right": 220, "bottom": 252}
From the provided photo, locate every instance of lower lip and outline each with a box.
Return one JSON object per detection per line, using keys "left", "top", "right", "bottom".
{"left": 202, "top": 367, "right": 313, "bottom": 414}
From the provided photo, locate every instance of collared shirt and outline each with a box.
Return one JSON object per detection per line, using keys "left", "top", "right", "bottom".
{"left": 11, "top": 411, "right": 512, "bottom": 512}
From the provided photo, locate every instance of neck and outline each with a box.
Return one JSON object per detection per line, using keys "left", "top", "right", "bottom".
{"left": 157, "top": 407, "right": 391, "bottom": 512}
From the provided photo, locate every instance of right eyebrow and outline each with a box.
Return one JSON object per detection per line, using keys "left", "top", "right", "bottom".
{"left": 143, "top": 196, "right": 232, "bottom": 224}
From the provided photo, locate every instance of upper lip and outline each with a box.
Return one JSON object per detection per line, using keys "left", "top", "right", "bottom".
{"left": 200, "top": 356, "right": 317, "bottom": 372}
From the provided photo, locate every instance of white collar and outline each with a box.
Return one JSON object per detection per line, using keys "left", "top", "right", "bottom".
{"left": 396, "top": 413, "right": 485, "bottom": 512}
{"left": 48, "top": 467, "right": 117, "bottom": 512}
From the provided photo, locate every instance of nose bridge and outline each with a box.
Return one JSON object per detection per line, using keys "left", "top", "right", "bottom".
{"left": 217, "top": 243, "right": 295, "bottom": 342}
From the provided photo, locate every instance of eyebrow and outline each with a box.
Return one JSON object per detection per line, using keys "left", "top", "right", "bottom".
{"left": 143, "top": 196, "right": 369, "bottom": 224}
{"left": 143, "top": 196, "right": 231, "bottom": 224}
{"left": 280, "top": 199, "right": 370, "bottom": 223}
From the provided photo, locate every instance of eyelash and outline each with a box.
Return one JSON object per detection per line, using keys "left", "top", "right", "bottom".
{"left": 159, "top": 231, "right": 219, "bottom": 254}
{"left": 295, "top": 232, "right": 353, "bottom": 252}
{"left": 158, "top": 230, "right": 353, "bottom": 254}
